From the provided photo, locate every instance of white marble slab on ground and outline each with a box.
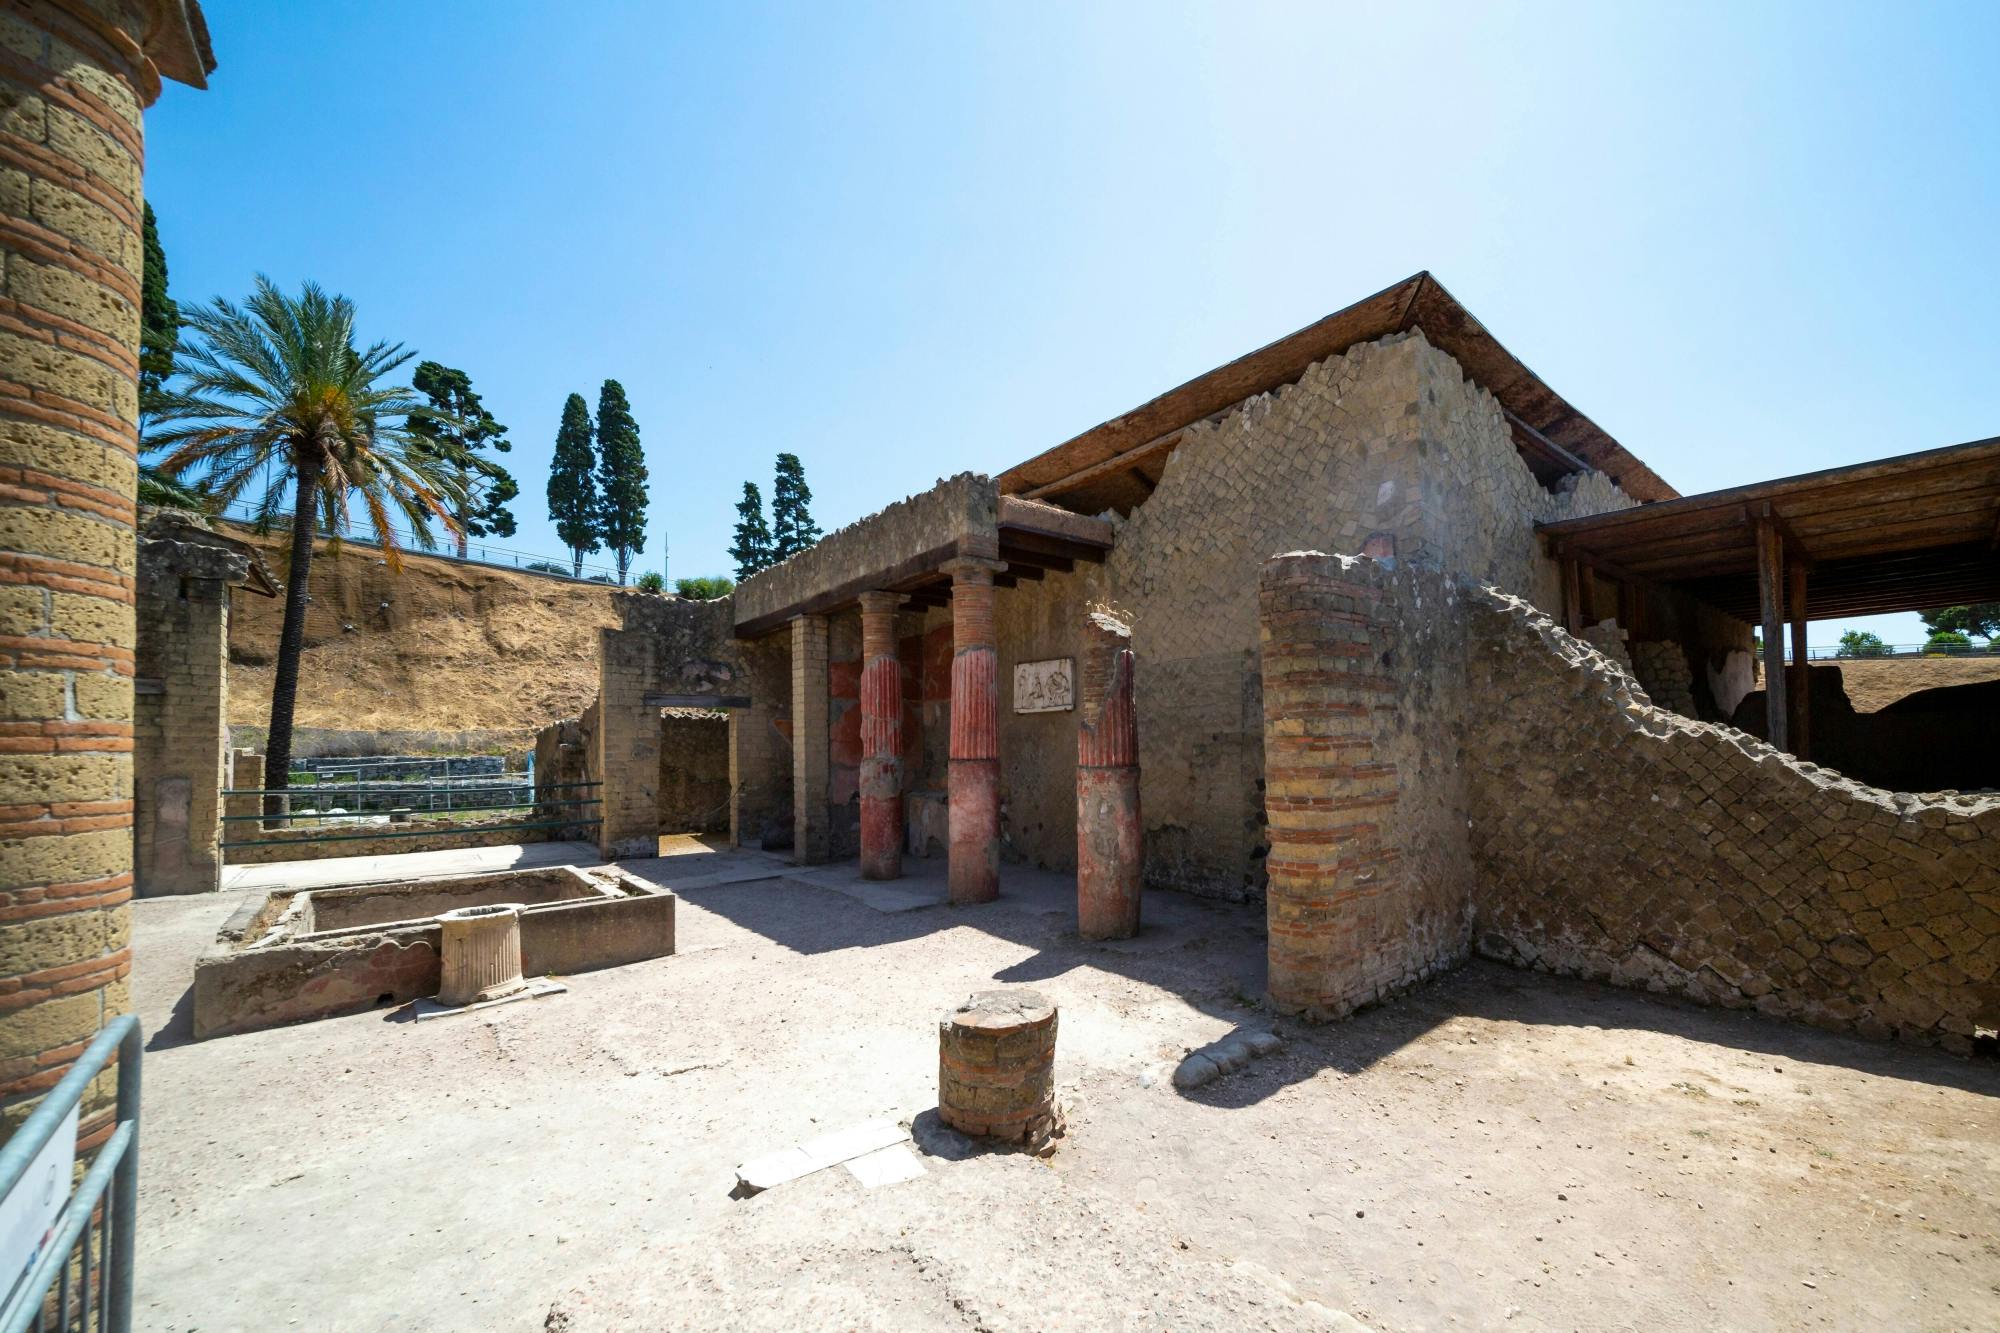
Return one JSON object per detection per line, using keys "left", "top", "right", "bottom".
{"left": 735, "top": 1117, "right": 909, "bottom": 1194}
{"left": 844, "top": 1143, "right": 926, "bottom": 1189}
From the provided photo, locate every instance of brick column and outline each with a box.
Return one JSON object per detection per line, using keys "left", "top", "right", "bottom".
{"left": 1258, "top": 554, "right": 1401, "bottom": 1020}
{"left": 1076, "top": 611, "right": 1140, "bottom": 939}
{"left": 790, "top": 613, "right": 830, "bottom": 863}
{"left": 0, "top": 0, "right": 211, "bottom": 1136}
{"left": 944, "top": 558, "right": 1004, "bottom": 904}
{"left": 856, "top": 591, "right": 903, "bottom": 880}
{"left": 225, "top": 748, "right": 261, "bottom": 831}
{"left": 134, "top": 523, "right": 239, "bottom": 895}
{"left": 595, "top": 626, "right": 661, "bottom": 858}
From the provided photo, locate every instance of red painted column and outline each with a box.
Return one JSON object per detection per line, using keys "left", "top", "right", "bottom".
{"left": 857, "top": 591, "right": 904, "bottom": 880}
{"left": 944, "top": 557, "right": 1005, "bottom": 904}
{"left": 1077, "top": 612, "right": 1141, "bottom": 939}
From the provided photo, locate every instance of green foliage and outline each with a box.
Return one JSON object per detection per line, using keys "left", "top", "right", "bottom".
{"left": 548, "top": 393, "right": 600, "bottom": 577}
{"left": 146, "top": 276, "right": 459, "bottom": 799}
{"left": 139, "top": 203, "right": 178, "bottom": 416}
{"left": 770, "top": 452, "right": 821, "bottom": 560}
{"left": 408, "top": 361, "right": 515, "bottom": 551}
{"left": 729, "top": 481, "right": 773, "bottom": 579}
{"left": 594, "top": 379, "right": 647, "bottom": 583}
{"left": 522, "top": 560, "right": 571, "bottom": 577}
{"left": 1924, "top": 629, "right": 1972, "bottom": 654}
{"left": 675, "top": 575, "right": 734, "bottom": 600}
{"left": 137, "top": 462, "right": 207, "bottom": 512}
{"left": 1920, "top": 603, "right": 2000, "bottom": 642}
{"left": 634, "top": 571, "right": 666, "bottom": 593}
{"left": 586, "top": 573, "right": 615, "bottom": 584}
{"left": 1834, "top": 630, "right": 1890, "bottom": 659}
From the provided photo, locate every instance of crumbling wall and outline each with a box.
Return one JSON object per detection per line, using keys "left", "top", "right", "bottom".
{"left": 533, "top": 701, "right": 598, "bottom": 840}
{"left": 1466, "top": 587, "right": 2000, "bottom": 1051}
{"left": 1103, "top": 330, "right": 1635, "bottom": 900}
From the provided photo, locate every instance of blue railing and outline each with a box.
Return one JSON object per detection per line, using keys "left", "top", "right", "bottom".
{"left": 0, "top": 1015, "right": 141, "bottom": 1333}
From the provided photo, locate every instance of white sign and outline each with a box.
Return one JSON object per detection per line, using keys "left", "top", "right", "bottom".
{"left": 0, "top": 1100, "right": 77, "bottom": 1310}
{"left": 1013, "top": 658, "right": 1075, "bottom": 714}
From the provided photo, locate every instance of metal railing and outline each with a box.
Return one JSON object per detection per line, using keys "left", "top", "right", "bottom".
{"left": 0, "top": 1014, "right": 141, "bottom": 1333}
{"left": 218, "top": 780, "right": 601, "bottom": 850}
{"left": 1801, "top": 641, "right": 2000, "bottom": 661}
{"left": 210, "top": 499, "right": 631, "bottom": 584}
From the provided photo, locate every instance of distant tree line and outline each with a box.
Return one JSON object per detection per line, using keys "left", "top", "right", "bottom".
{"left": 728, "top": 453, "right": 821, "bottom": 580}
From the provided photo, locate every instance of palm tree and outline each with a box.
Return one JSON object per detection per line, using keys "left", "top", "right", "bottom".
{"left": 147, "top": 276, "right": 464, "bottom": 822}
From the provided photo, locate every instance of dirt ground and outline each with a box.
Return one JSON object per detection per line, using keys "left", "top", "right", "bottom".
{"left": 1833, "top": 655, "right": 2000, "bottom": 712}
{"left": 129, "top": 842, "right": 1999, "bottom": 1332}
{"left": 225, "top": 529, "right": 622, "bottom": 736}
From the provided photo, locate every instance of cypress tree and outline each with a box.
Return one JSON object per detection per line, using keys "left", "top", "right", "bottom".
{"left": 548, "top": 393, "right": 600, "bottom": 576}
{"left": 139, "top": 202, "right": 179, "bottom": 415}
{"left": 594, "top": 379, "right": 648, "bottom": 584}
{"left": 769, "top": 452, "right": 822, "bottom": 560}
{"left": 729, "top": 481, "right": 773, "bottom": 579}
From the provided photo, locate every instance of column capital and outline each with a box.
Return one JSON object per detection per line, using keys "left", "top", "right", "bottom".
{"left": 941, "top": 556, "right": 1007, "bottom": 584}
{"left": 856, "top": 590, "right": 903, "bottom": 618}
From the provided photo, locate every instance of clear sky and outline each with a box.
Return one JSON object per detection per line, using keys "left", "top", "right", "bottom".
{"left": 146, "top": 1, "right": 1998, "bottom": 646}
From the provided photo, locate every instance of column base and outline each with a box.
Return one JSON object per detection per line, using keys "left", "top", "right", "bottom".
{"left": 948, "top": 757, "right": 1000, "bottom": 904}
{"left": 859, "top": 788, "right": 902, "bottom": 881}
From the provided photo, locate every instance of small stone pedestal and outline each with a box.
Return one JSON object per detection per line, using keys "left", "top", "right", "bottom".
{"left": 938, "top": 988, "right": 1060, "bottom": 1149}
{"left": 437, "top": 904, "right": 527, "bottom": 1006}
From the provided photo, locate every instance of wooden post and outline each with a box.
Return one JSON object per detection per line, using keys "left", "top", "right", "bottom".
{"left": 1788, "top": 560, "right": 1810, "bottom": 761}
{"left": 1559, "top": 555, "right": 1582, "bottom": 635}
{"left": 1755, "top": 511, "right": 1789, "bottom": 754}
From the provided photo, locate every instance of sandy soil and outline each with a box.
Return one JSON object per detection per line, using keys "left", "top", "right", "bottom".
{"left": 1833, "top": 656, "right": 2000, "bottom": 713}
{"left": 129, "top": 844, "right": 1999, "bottom": 1332}
{"left": 225, "top": 530, "right": 622, "bottom": 737}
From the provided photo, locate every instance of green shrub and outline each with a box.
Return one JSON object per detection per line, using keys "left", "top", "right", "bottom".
{"left": 675, "top": 575, "right": 735, "bottom": 601}
{"left": 1834, "top": 630, "right": 1890, "bottom": 659}
{"left": 1924, "top": 629, "right": 1972, "bottom": 655}
{"left": 635, "top": 571, "right": 666, "bottom": 593}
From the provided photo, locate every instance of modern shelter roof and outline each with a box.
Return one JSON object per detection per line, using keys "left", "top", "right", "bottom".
{"left": 1536, "top": 436, "right": 2000, "bottom": 622}
{"left": 997, "top": 271, "right": 1678, "bottom": 515}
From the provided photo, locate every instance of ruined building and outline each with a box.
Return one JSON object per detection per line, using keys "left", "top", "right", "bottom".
{"left": 581, "top": 272, "right": 1996, "bottom": 1052}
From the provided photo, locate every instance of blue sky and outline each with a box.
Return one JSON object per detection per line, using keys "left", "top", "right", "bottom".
{"left": 146, "top": 1, "right": 1998, "bottom": 645}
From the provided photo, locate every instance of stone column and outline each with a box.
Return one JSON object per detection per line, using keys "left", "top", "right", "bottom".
{"left": 790, "top": 613, "right": 830, "bottom": 863}
{"left": 225, "top": 748, "right": 261, "bottom": 830}
{"left": 0, "top": 0, "right": 212, "bottom": 1138}
{"left": 857, "top": 591, "right": 903, "bottom": 880}
{"left": 944, "top": 558, "right": 1004, "bottom": 904}
{"left": 1076, "top": 611, "right": 1140, "bottom": 939}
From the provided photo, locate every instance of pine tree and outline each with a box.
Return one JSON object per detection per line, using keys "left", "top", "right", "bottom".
{"left": 729, "top": 481, "right": 773, "bottom": 579}
{"left": 769, "top": 452, "right": 821, "bottom": 560}
{"left": 594, "top": 379, "right": 647, "bottom": 584}
{"left": 408, "top": 361, "right": 515, "bottom": 557}
{"left": 548, "top": 393, "right": 599, "bottom": 577}
{"left": 139, "top": 202, "right": 179, "bottom": 417}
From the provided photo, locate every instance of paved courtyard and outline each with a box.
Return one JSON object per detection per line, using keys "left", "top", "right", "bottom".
{"left": 131, "top": 841, "right": 1999, "bottom": 1332}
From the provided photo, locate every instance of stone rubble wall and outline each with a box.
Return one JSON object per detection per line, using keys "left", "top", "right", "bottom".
{"left": 221, "top": 816, "right": 554, "bottom": 866}
{"left": 1086, "top": 330, "right": 1636, "bottom": 900}
{"left": 1629, "top": 639, "right": 1698, "bottom": 717}
{"left": 1469, "top": 586, "right": 1999, "bottom": 1051}
{"left": 657, "top": 711, "right": 729, "bottom": 833}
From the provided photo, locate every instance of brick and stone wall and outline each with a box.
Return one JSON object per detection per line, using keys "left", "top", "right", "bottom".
{"left": 658, "top": 709, "right": 728, "bottom": 834}
{"left": 1258, "top": 553, "right": 1476, "bottom": 1018}
{"left": 133, "top": 513, "right": 261, "bottom": 894}
{"left": 533, "top": 701, "right": 598, "bottom": 840}
{"left": 728, "top": 632, "right": 790, "bottom": 849}
{"left": 0, "top": 0, "right": 209, "bottom": 1136}
{"left": 222, "top": 815, "right": 553, "bottom": 865}
{"left": 1256, "top": 552, "right": 1999, "bottom": 1050}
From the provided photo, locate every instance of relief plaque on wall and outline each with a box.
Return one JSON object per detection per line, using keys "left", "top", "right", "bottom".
{"left": 1013, "top": 658, "right": 1075, "bottom": 714}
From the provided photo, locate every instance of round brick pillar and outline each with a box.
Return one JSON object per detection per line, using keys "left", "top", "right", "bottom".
{"left": 1076, "top": 611, "right": 1140, "bottom": 940}
{"left": 856, "top": 590, "right": 903, "bottom": 881}
{"left": 943, "top": 557, "right": 1004, "bottom": 905}
{"left": 0, "top": 0, "right": 211, "bottom": 1138}
{"left": 937, "top": 987, "right": 1058, "bottom": 1149}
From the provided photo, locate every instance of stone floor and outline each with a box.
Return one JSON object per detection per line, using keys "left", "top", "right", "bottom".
{"left": 132, "top": 840, "right": 1999, "bottom": 1331}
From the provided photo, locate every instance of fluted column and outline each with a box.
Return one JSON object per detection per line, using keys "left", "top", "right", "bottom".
{"left": 944, "top": 557, "right": 1004, "bottom": 904}
{"left": 1076, "top": 611, "right": 1140, "bottom": 939}
{"left": 857, "top": 590, "right": 903, "bottom": 880}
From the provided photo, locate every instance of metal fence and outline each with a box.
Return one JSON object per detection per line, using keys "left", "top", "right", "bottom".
{"left": 211, "top": 499, "right": 629, "bottom": 584}
{"left": 219, "top": 779, "right": 601, "bottom": 850}
{"left": 1801, "top": 642, "right": 2000, "bottom": 661}
{"left": 0, "top": 1014, "right": 141, "bottom": 1333}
